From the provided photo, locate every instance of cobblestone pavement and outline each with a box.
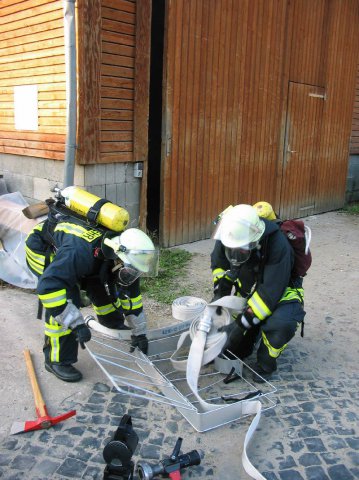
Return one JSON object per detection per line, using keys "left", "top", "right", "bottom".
{"left": 0, "top": 211, "right": 358, "bottom": 479}
{"left": 0, "top": 347, "right": 358, "bottom": 480}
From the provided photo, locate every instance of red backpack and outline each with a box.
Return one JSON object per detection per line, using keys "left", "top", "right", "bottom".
{"left": 279, "top": 219, "right": 312, "bottom": 278}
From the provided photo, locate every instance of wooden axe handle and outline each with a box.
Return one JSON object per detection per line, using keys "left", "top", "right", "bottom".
{"left": 23, "top": 349, "right": 47, "bottom": 418}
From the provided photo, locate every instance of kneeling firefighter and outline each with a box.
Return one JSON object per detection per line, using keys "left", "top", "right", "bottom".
{"left": 211, "top": 204, "right": 305, "bottom": 382}
{"left": 25, "top": 188, "right": 158, "bottom": 382}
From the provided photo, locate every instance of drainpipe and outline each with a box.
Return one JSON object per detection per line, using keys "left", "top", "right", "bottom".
{"left": 63, "top": 0, "right": 77, "bottom": 187}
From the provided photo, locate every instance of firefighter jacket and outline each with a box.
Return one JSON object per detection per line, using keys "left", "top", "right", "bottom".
{"left": 210, "top": 218, "right": 304, "bottom": 321}
{"left": 25, "top": 220, "right": 143, "bottom": 320}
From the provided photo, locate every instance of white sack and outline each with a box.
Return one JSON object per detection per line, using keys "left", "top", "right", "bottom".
{"left": 0, "top": 192, "right": 43, "bottom": 289}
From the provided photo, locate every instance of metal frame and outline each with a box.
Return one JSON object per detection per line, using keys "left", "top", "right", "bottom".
{"left": 86, "top": 329, "right": 277, "bottom": 433}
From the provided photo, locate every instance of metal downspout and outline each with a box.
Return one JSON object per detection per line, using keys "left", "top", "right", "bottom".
{"left": 63, "top": 0, "right": 77, "bottom": 187}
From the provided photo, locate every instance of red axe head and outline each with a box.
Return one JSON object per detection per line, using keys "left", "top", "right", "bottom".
{"left": 11, "top": 349, "right": 77, "bottom": 435}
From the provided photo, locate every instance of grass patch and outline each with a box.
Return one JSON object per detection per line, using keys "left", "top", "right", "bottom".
{"left": 141, "top": 248, "right": 193, "bottom": 304}
{"left": 342, "top": 202, "right": 359, "bottom": 215}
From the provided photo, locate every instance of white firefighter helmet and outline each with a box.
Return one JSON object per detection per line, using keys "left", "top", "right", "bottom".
{"left": 103, "top": 228, "right": 159, "bottom": 285}
{"left": 213, "top": 204, "right": 265, "bottom": 249}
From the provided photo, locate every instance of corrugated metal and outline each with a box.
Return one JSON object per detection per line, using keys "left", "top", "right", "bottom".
{"left": 161, "top": 0, "right": 359, "bottom": 246}
{"left": 161, "top": 0, "right": 288, "bottom": 246}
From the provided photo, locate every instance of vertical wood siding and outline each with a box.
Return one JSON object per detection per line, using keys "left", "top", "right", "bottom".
{"left": 161, "top": 0, "right": 359, "bottom": 246}
{"left": 289, "top": 0, "right": 328, "bottom": 87}
{"left": 78, "top": 0, "right": 137, "bottom": 164}
{"left": 280, "top": 0, "right": 359, "bottom": 218}
{"left": 315, "top": 0, "right": 359, "bottom": 212}
{"left": 161, "top": 0, "right": 288, "bottom": 246}
{"left": 280, "top": 83, "right": 325, "bottom": 219}
{"left": 350, "top": 61, "right": 359, "bottom": 154}
{"left": 0, "top": 0, "right": 66, "bottom": 160}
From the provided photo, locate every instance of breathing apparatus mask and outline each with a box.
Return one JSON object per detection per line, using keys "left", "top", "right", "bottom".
{"left": 111, "top": 261, "right": 142, "bottom": 287}
{"left": 225, "top": 241, "right": 259, "bottom": 266}
{"left": 102, "top": 229, "right": 159, "bottom": 286}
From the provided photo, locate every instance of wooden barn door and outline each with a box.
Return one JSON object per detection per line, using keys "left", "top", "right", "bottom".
{"left": 279, "top": 82, "right": 325, "bottom": 219}
{"left": 159, "top": 0, "right": 288, "bottom": 246}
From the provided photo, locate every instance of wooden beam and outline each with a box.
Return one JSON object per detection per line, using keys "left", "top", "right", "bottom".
{"left": 77, "top": 0, "right": 101, "bottom": 165}
{"left": 134, "top": 0, "right": 151, "bottom": 229}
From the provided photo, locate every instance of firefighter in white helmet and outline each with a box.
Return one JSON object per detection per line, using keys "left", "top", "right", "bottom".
{"left": 211, "top": 204, "right": 305, "bottom": 382}
{"left": 26, "top": 217, "right": 158, "bottom": 383}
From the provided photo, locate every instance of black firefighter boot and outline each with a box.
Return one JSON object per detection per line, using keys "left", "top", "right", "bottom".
{"left": 43, "top": 340, "right": 82, "bottom": 382}
{"left": 252, "top": 340, "right": 277, "bottom": 383}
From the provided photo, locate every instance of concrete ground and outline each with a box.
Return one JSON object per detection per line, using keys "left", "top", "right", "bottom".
{"left": 0, "top": 210, "right": 358, "bottom": 479}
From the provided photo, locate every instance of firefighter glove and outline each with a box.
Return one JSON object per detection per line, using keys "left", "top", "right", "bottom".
{"left": 217, "top": 322, "right": 236, "bottom": 336}
{"left": 211, "top": 277, "right": 233, "bottom": 314}
{"left": 54, "top": 300, "right": 85, "bottom": 330}
{"left": 236, "top": 308, "right": 260, "bottom": 330}
{"left": 212, "top": 276, "right": 233, "bottom": 301}
{"left": 218, "top": 322, "right": 246, "bottom": 357}
{"left": 130, "top": 334, "right": 148, "bottom": 355}
{"left": 73, "top": 324, "right": 92, "bottom": 349}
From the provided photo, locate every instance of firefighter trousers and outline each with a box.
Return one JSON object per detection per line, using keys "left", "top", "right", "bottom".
{"left": 229, "top": 301, "right": 305, "bottom": 372}
{"left": 43, "top": 282, "right": 129, "bottom": 365}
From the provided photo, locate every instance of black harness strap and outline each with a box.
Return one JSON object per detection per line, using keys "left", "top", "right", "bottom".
{"left": 87, "top": 198, "right": 110, "bottom": 223}
{"left": 35, "top": 198, "right": 115, "bottom": 320}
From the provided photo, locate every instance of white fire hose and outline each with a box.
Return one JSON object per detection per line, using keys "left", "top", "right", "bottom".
{"left": 171, "top": 295, "right": 267, "bottom": 480}
{"left": 87, "top": 295, "right": 269, "bottom": 479}
{"left": 170, "top": 296, "right": 232, "bottom": 372}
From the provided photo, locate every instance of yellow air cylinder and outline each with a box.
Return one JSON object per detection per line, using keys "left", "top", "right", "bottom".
{"left": 61, "top": 186, "right": 129, "bottom": 232}
{"left": 253, "top": 201, "right": 277, "bottom": 221}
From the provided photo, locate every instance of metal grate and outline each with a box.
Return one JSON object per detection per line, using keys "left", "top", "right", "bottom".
{"left": 86, "top": 331, "right": 276, "bottom": 433}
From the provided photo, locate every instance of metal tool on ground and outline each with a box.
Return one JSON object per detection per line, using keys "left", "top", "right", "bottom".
{"left": 103, "top": 414, "right": 138, "bottom": 480}
{"left": 136, "top": 437, "right": 201, "bottom": 480}
{"left": 10, "top": 349, "right": 76, "bottom": 435}
{"left": 87, "top": 296, "right": 277, "bottom": 480}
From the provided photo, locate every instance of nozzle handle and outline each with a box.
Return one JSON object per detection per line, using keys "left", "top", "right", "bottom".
{"left": 170, "top": 437, "right": 183, "bottom": 461}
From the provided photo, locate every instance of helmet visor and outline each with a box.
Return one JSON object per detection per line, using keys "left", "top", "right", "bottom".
{"left": 225, "top": 242, "right": 259, "bottom": 266}
{"left": 123, "top": 248, "right": 159, "bottom": 276}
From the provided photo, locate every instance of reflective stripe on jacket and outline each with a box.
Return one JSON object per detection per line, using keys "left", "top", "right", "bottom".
{"left": 211, "top": 218, "right": 299, "bottom": 321}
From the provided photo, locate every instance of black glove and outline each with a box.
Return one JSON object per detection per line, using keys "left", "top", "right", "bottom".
{"left": 211, "top": 277, "right": 233, "bottom": 314}
{"left": 212, "top": 277, "right": 233, "bottom": 300}
{"left": 130, "top": 335, "right": 148, "bottom": 355}
{"left": 73, "top": 324, "right": 92, "bottom": 349}
{"left": 235, "top": 309, "right": 260, "bottom": 331}
{"left": 217, "top": 322, "right": 246, "bottom": 359}
{"left": 217, "top": 322, "right": 237, "bottom": 336}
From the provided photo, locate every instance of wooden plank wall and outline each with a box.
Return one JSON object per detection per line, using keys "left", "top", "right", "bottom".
{"left": 161, "top": 0, "right": 359, "bottom": 246}
{"left": 350, "top": 61, "right": 359, "bottom": 154}
{"left": 0, "top": 0, "right": 66, "bottom": 160}
{"left": 77, "top": 0, "right": 137, "bottom": 164}
{"left": 288, "top": 0, "right": 328, "bottom": 88}
{"left": 315, "top": 0, "right": 359, "bottom": 211}
{"left": 161, "top": 0, "right": 288, "bottom": 246}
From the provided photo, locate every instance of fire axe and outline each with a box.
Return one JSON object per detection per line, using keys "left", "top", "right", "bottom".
{"left": 10, "top": 349, "right": 76, "bottom": 435}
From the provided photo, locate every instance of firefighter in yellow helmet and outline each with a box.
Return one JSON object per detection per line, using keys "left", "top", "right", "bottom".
{"left": 211, "top": 204, "right": 305, "bottom": 382}
{"left": 25, "top": 212, "right": 158, "bottom": 383}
